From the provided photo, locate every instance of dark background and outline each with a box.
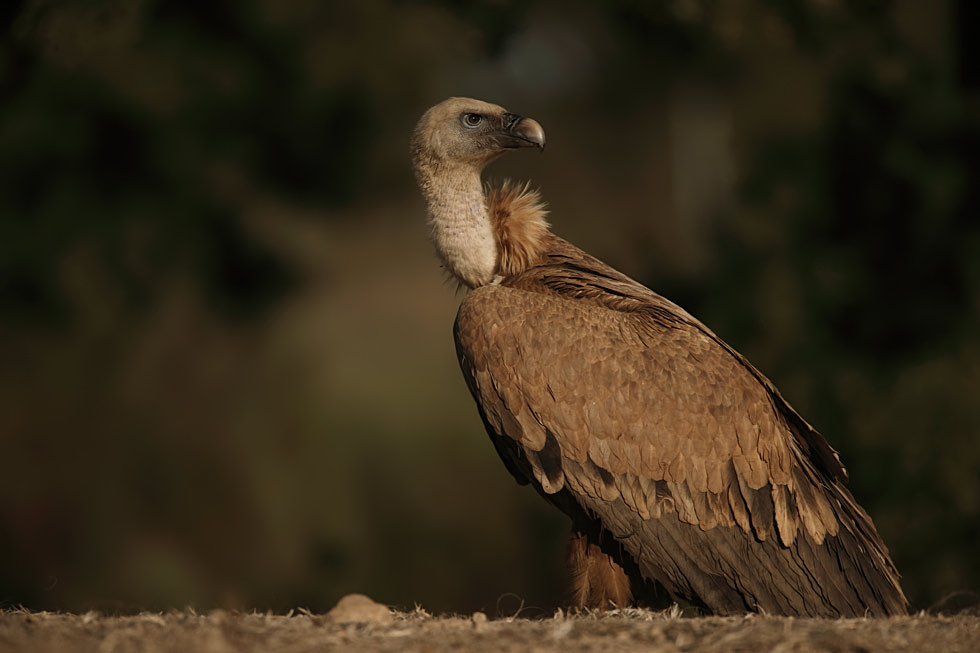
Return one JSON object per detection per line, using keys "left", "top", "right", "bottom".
{"left": 1, "top": 0, "right": 977, "bottom": 615}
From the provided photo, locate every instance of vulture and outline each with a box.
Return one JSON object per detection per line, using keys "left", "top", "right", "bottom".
{"left": 410, "top": 97, "right": 908, "bottom": 617}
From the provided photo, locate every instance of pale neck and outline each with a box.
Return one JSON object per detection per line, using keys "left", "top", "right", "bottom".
{"left": 417, "top": 163, "right": 498, "bottom": 289}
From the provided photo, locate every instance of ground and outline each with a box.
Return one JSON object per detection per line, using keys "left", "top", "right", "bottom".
{"left": 1, "top": 597, "right": 978, "bottom": 653}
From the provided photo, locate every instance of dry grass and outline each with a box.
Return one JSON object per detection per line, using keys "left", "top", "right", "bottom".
{"left": 2, "top": 604, "right": 979, "bottom": 653}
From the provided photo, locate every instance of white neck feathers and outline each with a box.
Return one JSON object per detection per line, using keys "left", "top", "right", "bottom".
{"left": 417, "top": 165, "right": 498, "bottom": 289}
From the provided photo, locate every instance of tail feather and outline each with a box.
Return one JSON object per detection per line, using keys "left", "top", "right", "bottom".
{"left": 576, "top": 489, "right": 907, "bottom": 617}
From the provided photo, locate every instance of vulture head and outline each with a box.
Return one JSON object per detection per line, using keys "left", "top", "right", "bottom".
{"left": 412, "top": 97, "right": 549, "bottom": 289}
{"left": 411, "top": 97, "right": 545, "bottom": 170}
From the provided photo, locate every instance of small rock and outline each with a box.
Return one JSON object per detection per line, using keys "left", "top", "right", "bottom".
{"left": 326, "top": 593, "right": 393, "bottom": 625}
{"left": 472, "top": 612, "right": 488, "bottom": 631}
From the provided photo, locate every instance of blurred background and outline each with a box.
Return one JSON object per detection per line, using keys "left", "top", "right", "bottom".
{"left": 1, "top": 0, "right": 978, "bottom": 616}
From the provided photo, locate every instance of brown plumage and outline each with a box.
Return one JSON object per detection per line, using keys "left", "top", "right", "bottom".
{"left": 411, "top": 97, "right": 908, "bottom": 616}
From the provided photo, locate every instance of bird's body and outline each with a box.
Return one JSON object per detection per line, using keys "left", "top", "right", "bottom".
{"left": 412, "top": 98, "right": 908, "bottom": 616}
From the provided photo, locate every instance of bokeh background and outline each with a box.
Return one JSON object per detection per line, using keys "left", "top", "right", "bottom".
{"left": 1, "top": 0, "right": 978, "bottom": 616}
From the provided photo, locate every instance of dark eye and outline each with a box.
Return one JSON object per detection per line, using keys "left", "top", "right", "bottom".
{"left": 462, "top": 113, "right": 483, "bottom": 128}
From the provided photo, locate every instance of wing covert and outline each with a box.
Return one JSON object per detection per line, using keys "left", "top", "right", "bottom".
{"left": 454, "top": 281, "right": 838, "bottom": 547}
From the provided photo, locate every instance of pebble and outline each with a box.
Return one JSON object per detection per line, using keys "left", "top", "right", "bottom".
{"left": 472, "top": 612, "right": 488, "bottom": 631}
{"left": 325, "top": 593, "right": 394, "bottom": 625}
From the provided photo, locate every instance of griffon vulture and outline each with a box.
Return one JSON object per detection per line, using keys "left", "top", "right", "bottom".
{"left": 410, "top": 97, "right": 907, "bottom": 617}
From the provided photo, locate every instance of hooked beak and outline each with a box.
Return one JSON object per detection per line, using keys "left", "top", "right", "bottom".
{"left": 497, "top": 113, "right": 546, "bottom": 150}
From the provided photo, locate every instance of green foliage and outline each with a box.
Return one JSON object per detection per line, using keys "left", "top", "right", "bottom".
{"left": 0, "top": 1, "right": 375, "bottom": 326}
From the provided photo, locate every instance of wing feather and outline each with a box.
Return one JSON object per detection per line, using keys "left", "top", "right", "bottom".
{"left": 452, "top": 235, "right": 906, "bottom": 616}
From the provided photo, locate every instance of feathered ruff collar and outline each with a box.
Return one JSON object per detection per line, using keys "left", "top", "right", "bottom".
{"left": 485, "top": 180, "right": 551, "bottom": 279}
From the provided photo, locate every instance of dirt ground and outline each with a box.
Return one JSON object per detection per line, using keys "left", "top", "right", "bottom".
{"left": 2, "top": 599, "right": 979, "bottom": 653}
